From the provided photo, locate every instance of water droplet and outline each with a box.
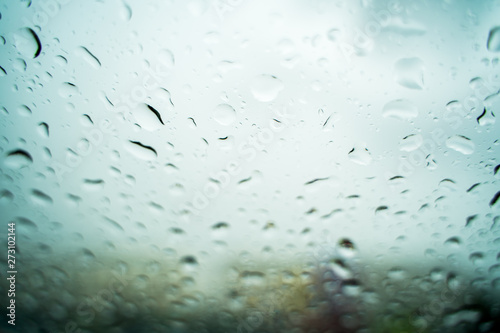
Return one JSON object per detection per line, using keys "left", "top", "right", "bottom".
{"left": 4, "top": 149, "right": 33, "bottom": 169}
{"left": 158, "top": 49, "right": 175, "bottom": 69}
{"left": 444, "top": 236, "right": 461, "bottom": 248}
{"left": 0, "top": 190, "right": 14, "bottom": 205}
{"left": 399, "top": 134, "right": 423, "bottom": 151}
{"left": 469, "top": 252, "right": 484, "bottom": 265}
{"left": 83, "top": 178, "right": 105, "bottom": 191}
{"left": 337, "top": 238, "right": 356, "bottom": 258}
{"left": 76, "top": 46, "right": 101, "bottom": 68}
{"left": 445, "top": 135, "right": 475, "bottom": 155}
{"left": 476, "top": 108, "right": 496, "bottom": 126}
{"left": 342, "top": 279, "right": 361, "bottom": 296}
{"left": 17, "top": 104, "right": 32, "bottom": 116}
{"left": 490, "top": 191, "right": 500, "bottom": 207}
{"left": 446, "top": 273, "right": 462, "bottom": 291}
{"left": 240, "top": 271, "right": 265, "bottom": 286}
{"left": 104, "top": 216, "right": 124, "bottom": 232}
{"left": 38, "top": 122, "right": 49, "bottom": 138}
{"left": 13, "top": 58, "right": 27, "bottom": 72}
{"left": 487, "top": 26, "right": 500, "bottom": 52}
{"left": 394, "top": 57, "right": 425, "bottom": 89}
{"left": 442, "top": 309, "right": 481, "bottom": 327}
{"left": 250, "top": 74, "right": 284, "bottom": 102}
{"left": 31, "top": 189, "right": 53, "bottom": 206}
{"left": 16, "top": 216, "right": 38, "bottom": 232}
{"left": 13, "top": 27, "right": 41, "bottom": 59}
{"left": 348, "top": 146, "right": 372, "bottom": 165}
{"left": 120, "top": 1, "right": 132, "bottom": 21}
{"left": 489, "top": 263, "right": 500, "bottom": 276}
{"left": 180, "top": 255, "right": 198, "bottom": 271}
{"left": 59, "top": 82, "right": 79, "bottom": 98}
{"left": 212, "top": 104, "right": 236, "bottom": 126}
{"left": 126, "top": 140, "right": 157, "bottom": 160}
{"left": 133, "top": 104, "right": 165, "bottom": 131}
{"left": 382, "top": 99, "right": 419, "bottom": 121}
{"left": 328, "top": 259, "right": 353, "bottom": 279}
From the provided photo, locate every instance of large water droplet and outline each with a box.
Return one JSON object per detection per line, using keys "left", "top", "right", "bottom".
{"left": 59, "top": 82, "right": 79, "bottom": 98}
{"left": 212, "top": 104, "right": 236, "bottom": 126}
{"left": 487, "top": 26, "right": 500, "bottom": 52}
{"left": 4, "top": 149, "right": 33, "bottom": 169}
{"left": 158, "top": 49, "right": 175, "bottom": 69}
{"left": 76, "top": 46, "right": 101, "bottom": 68}
{"left": 16, "top": 216, "right": 38, "bottom": 232}
{"left": 119, "top": 1, "right": 132, "bottom": 21}
{"left": 382, "top": 99, "right": 418, "bottom": 119}
{"left": 13, "top": 27, "right": 42, "bottom": 59}
{"left": 399, "top": 134, "right": 423, "bottom": 151}
{"left": 445, "top": 135, "right": 475, "bottom": 155}
{"left": 31, "top": 189, "right": 53, "bottom": 206}
{"left": 134, "top": 104, "right": 165, "bottom": 131}
{"left": 348, "top": 146, "right": 372, "bottom": 166}
{"left": 250, "top": 75, "right": 284, "bottom": 102}
{"left": 240, "top": 271, "right": 265, "bottom": 286}
{"left": 126, "top": 140, "right": 157, "bottom": 160}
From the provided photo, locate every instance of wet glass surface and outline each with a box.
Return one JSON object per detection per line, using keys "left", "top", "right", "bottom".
{"left": 0, "top": 0, "right": 500, "bottom": 332}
